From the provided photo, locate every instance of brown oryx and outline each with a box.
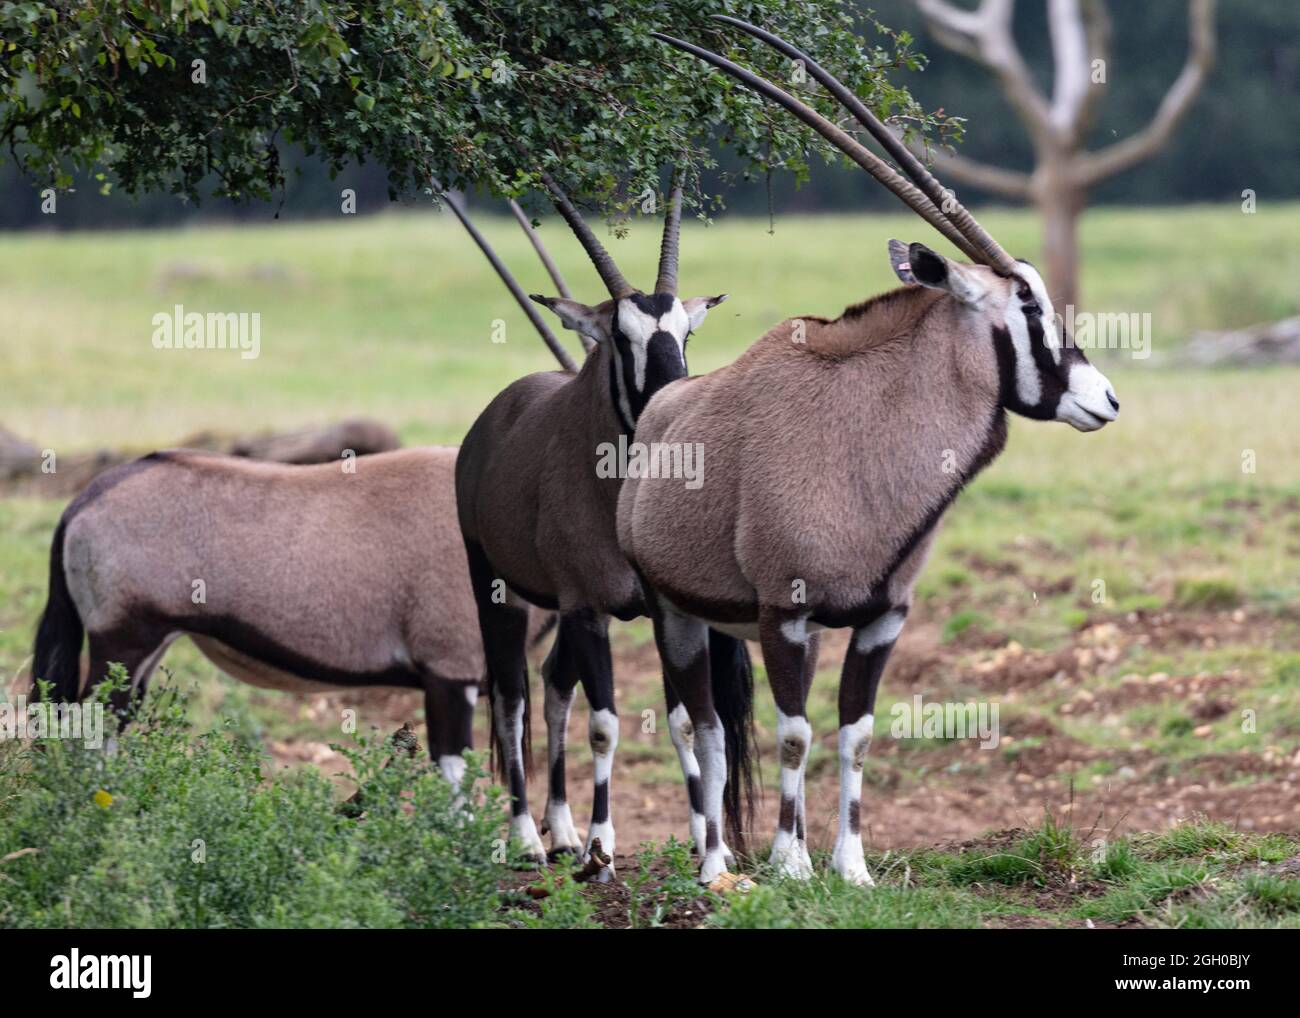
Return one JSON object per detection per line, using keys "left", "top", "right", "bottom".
{"left": 456, "top": 171, "right": 749, "bottom": 868}
{"left": 618, "top": 17, "right": 1120, "bottom": 885}
{"left": 28, "top": 196, "right": 571, "bottom": 782}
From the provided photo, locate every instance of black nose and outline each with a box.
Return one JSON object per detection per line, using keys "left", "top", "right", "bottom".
{"left": 1107, "top": 391, "right": 1120, "bottom": 412}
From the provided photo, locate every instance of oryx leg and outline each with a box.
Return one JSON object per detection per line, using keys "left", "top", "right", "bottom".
{"left": 86, "top": 626, "right": 176, "bottom": 725}
{"left": 794, "top": 630, "right": 821, "bottom": 874}
{"left": 664, "top": 676, "right": 735, "bottom": 869}
{"left": 538, "top": 619, "right": 583, "bottom": 859}
{"left": 759, "top": 607, "right": 815, "bottom": 880}
{"left": 652, "top": 606, "right": 726, "bottom": 884}
{"left": 465, "top": 540, "right": 545, "bottom": 865}
{"left": 562, "top": 609, "right": 618, "bottom": 868}
{"left": 424, "top": 677, "right": 479, "bottom": 790}
{"left": 833, "top": 607, "right": 907, "bottom": 886}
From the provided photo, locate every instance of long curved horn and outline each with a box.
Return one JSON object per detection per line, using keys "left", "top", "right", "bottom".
{"left": 650, "top": 33, "right": 985, "bottom": 264}
{"left": 711, "top": 15, "right": 1019, "bottom": 276}
{"left": 538, "top": 169, "right": 636, "bottom": 299}
{"left": 654, "top": 170, "right": 684, "bottom": 295}
{"left": 508, "top": 198, "right": 595, "bottom": 354}
{"left": 440, "top": 189, "right": 578, "bottom": 372}
{"left": 509, "top": 198, "right": 572, "bottom": 299}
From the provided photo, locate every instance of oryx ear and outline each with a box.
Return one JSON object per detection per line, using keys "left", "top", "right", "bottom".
{"left": 530, "top": 295, "right": 612, "bottom": 345}
{"left": 888, "top": 239, "right": 917, "bottom": 284}
{"left": 892, "top": 241, "right": 987, "bottom": 307}
{"left": 681, "top": 293, "right": 728, "bottom": 331}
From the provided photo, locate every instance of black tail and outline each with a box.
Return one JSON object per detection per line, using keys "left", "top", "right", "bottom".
{"left": 31, "top": 518, "right": 84, "bottom": 702}
{"left": 708, "top": 628, "right": 756, "bottom": 854}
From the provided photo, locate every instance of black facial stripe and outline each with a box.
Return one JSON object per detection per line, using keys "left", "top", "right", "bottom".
{"left": 608, "top": 314, "right": 687, "bottom": 434}
{"left": 991, "top": 323, "right": 1053, "bottom": 420}
{"left": 607, "top": 354, "right": 636, "bottom": 435}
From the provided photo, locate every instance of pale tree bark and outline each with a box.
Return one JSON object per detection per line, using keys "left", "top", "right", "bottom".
{"left": 910, "top": 0, "right": 1216, "bottom": 310}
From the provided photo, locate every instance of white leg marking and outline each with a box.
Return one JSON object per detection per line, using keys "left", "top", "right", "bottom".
{"left": 854, "top": 610, "right": 906, "bottom": 655}
{"left": 542, "top": 682, "right": 582, "bottom": 853}
{"left": 696, "top": 720, "right": 729, "bottom": 884}
{"left": 770, "top": 709, "right": 813, "bottom": 880}
{"left": 438, "top": 754, "right": 467, "bottom": 787}
{"left": 832, "top": 714, "right": 875, "bottom": 886}
{"left": 497, "top": 698, "right": 545, "bottom": 862}
{"left": 586, "top": 707, "right": 619, "bottom": 858}
{"left": 668, "top": 703, "right": 707, "bottom": 852}
{"left": 510, "top": 813, "right": 547, "bottom": 862}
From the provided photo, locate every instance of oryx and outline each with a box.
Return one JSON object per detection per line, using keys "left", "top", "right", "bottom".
{"left": 456, "top": 170, "right": 749, "bottom": 868}
{"left": 618, "top": 17, "right": 1120, "bottom": 884}
{"left": 29, "top": 195, "right": 572, "bottom": 781}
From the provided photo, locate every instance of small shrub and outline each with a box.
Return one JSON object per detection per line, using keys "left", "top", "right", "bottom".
{"left": 504, "top": 861, "right": 600, "bottom": 930}
{"left": 0, "top": 680, "right": 506, "bottom": 928}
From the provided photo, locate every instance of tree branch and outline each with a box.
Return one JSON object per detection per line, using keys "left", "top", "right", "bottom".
{"left": 915, "top": 0, "right": 1053, "bottom": 142}
{"left": 1075, "top": 0, "right": 1216, "bottom": 187}
{"left": 1076, "top": 0, "right": 1112, "bottom": 137}
{"left": 908, "top": 141, "right": 1033, "bottom": 200}
{"left": 1048, "top": 0, "right": 1089, "bottom": 141}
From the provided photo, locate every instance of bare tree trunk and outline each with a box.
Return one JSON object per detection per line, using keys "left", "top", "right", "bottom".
{"left": 911, "top": 0, "right": 1216, "bottom": 310}
{"left": 1033, "top": 158, "right": 1085, "bottom": 310}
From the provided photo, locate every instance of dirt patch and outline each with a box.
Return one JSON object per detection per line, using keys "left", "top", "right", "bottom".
{"left": 235, "top": 601, "right": 1300, "bottom": 861}
{"left": 498, "top": 852, "right": 714, "bottom": 929}
{"left": 1059, "top": 670, "right": 1249, "bottom": 717}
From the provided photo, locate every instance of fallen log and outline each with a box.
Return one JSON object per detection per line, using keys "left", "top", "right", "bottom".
{"left": 1184, "top": 316, "right": 1300, "bottom": 367}
{"left": 228, "top": 418, "right": 400, "bottom": 464}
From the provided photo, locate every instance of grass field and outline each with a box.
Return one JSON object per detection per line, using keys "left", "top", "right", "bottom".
{"left": 2, "top": 203, "right": 1299, "bottom": 927}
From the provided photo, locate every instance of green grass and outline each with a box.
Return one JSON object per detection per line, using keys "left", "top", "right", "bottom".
{"left": 3, "top": 202, "right": 1299, "bottom": 450}
{"left": 701, "top": 816, "right": 1300, "bottom": 929}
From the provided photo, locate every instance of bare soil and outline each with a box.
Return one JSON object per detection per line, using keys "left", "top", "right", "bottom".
{"left": 264, "top": 604, "right": 1300, "bottom": 856}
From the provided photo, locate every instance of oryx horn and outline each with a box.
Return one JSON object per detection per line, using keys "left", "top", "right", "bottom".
{"left": 654, "top": 169, "right": 684, "bottom": 295}
{"left": 439, "top": 188, "right": 579, "bottom": 372}
{"left": 710, "top": 15, "right": 1019, "bottom": 276}
{"left": 538, "top": 169, "right": 636, "bottom": 300}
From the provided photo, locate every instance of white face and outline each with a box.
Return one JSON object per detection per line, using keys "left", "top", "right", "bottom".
{"left": 615, "top": 296, "right": 691, "bottom": 394}
{"left": 533, "top": 289, "right": 725, "bottom": 430}
{"left": 1005, "top": 263, "right": 1119, "bottom": 432}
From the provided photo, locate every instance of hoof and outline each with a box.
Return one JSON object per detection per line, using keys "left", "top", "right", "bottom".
{"left": 839, "top": 867, "right": 875, "bottom": 888}
{"left": 771, "top": 847, "right": 813, "bottom": 881}
{"left": 699, "top": 853, "right": 728, "bottom": 886}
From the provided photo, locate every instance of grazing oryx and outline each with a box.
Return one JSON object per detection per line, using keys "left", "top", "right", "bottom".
{"left": 619, "top": 18, "right": 1120, "bottom": 885}
{"left": 456, "top": 171, "right": 750, "bottom": 868}
{"left": 29, "top": 197, "right": 572, "bottom": 780}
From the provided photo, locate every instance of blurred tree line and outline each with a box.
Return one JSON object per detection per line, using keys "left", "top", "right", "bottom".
{"left": 1, "top": 0, "right": 1294, "bottom": 229}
